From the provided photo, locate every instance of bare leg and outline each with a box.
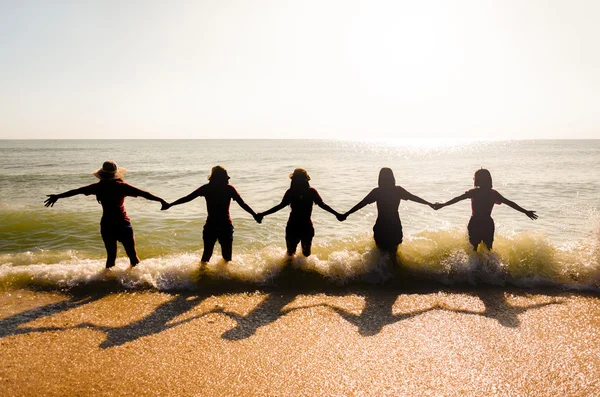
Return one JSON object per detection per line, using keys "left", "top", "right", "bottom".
{"left": 376, "top": 244, "right": 398, "bottom": 257}
{"left": 286, "top": 236, "right": 299, "bottom": 256}
{"left": 300, "top": 236, "right": 313, "bottom": 257}
{"left": 220, "top": 238, "right": 233, "bottom": 262}
{"left": 202, "top": 237, "right": 217, "bottom": 263}
{"left": 122, "top": 233, "right": 140, "bottom": 267}
{"left": 102, "top": 236, "right": 118, "bottom": 268}
{"left": 483, "top": 238, "right": 493, "bottom": 250}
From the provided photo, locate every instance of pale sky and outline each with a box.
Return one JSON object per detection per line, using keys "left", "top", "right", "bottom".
{"left": 1, "top": 0, "right": 599, "bottom": 140}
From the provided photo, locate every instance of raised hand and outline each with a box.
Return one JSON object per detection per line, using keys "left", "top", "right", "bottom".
{"left": 254, "top": 213, "right": 264, "bottom": 224}
{"left": 525, "top": 210, "right": 538, "bottom": 220}
{"left": 44, "top": 195, "right": 59, "bottom": 207}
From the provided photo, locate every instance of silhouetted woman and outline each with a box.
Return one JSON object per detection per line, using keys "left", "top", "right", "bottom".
{"left": 341, "top": 167, "right": 434, "bottom": 254}
{"left": 163, "top": 166, "right": 258, "bottom": 263}
{"left": 44, "top": 161, "right": 168, "bottom": 268}
{"left": 256, "top": 168, "right": 341, "bottom": 257}
{"left": 434, "top": 168, "right": 537, "bottom": 251}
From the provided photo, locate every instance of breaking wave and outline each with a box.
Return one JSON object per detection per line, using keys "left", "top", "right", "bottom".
{"left": 1, "top": 228, "right": 599, "bottom": 292}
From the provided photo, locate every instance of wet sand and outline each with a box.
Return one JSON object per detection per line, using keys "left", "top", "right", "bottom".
{"left": 1, "top": 285, "right": 599, "bottom": 396}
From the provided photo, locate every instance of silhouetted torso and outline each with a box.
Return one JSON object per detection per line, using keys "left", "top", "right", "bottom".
{"left": 465, "top": 188, "right": 502, "bottom": 219}
{"left": 81, "top": 181, "right": 142, "bottom": 224}
{"left": 364, "top": 186, "right": 410, "bottom": 224}
{"left": 283, "top": 187, "right": 322, "bottom": 225}
{"left": 196, "top": 183, "right": 241, "bottom": 225}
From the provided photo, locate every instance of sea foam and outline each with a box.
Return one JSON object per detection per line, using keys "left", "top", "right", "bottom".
{"left": 1, "top": 229, "right": 598, "bottom": 292}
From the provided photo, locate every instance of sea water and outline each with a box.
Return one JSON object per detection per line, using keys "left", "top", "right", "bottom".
{"left": 0, "top": 139, "right": 598, "bottom": 290}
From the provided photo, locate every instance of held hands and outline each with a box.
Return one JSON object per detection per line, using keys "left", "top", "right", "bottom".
{"left": 336, "top": 212, "right": 348, "bottom": 222}
{"left": 44, "top": 195, "right": 59, "bottom": 207}
{"left": 525, "top": 210, "right": 538, "bottom": 220}
{"left": 254, "top": 213, "right": 264, "bottom": 224}
{"left": 431, "top": 202, "right": 444, "bottom": 210}
{"left": 160, "top": 200, "right": 171, "bottom": 211}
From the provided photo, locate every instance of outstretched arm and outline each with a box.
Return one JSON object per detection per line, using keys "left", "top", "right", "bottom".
{"left": 406, "top": 192, "right": 434, "bottom": 208}
{"left": 255, "top": 200, "right": 287, "bottom": 224}
{"left": 129, "top": 187, "right": 168, "bottom": 209}
{"left": 500, "top": 197, "right": 538, "bottom": 220}
{"left": 236, "top": 196, "right": 257, "bottom": 218}
{"left": 259, "top": 201, "right": 288, "bottom": 218}
{"left": 44, "top": 186, "right": 91, "bottom": 207}
{"left": 257, "top": 191, "right": 291, "bottom": 222}
{"left": 317, "top": 201, "right": 341, "bottom": 218}
{"left": 166, "top": 188, "right": 202, "bottom": 209}
{"left": 436, "top": 192, "right": 471, "bottom": 209}
{"left": 255, "top": 191, "right": 290, "bottom": 223}
{"left": 343, "top": 195, "right": 372, "bottom": 219}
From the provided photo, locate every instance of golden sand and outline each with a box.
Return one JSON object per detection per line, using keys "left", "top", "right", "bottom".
{"left": 1, "top": 286, "right": 599, "bottom": 396}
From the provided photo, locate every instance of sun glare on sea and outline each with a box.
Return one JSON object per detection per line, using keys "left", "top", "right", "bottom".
{"left": 349, "top": 137, "right": 494, "bottom": 149}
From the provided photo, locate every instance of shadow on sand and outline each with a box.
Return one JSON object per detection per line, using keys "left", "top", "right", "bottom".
{"left": 1, "top": 262, "right": 577, "bottom": 347}
{"left": 308, "top": 286, "right": 561, "bottom": 336}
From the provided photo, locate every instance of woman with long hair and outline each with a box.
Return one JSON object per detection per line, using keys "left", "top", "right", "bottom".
{"left": 341, "top": 167, "right": 435, "bottom": 254}
{"left": 164, "top": 165, "right": 259, "bottom": 263}
{"left": 434, "top": 168, "right": 537, "bottom": 250}
{"left": 256, "top": 168, "right": 341, "bottom": 257}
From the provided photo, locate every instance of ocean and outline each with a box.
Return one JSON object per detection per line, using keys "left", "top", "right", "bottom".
{"left": 1, "top": 139, "right": 599, "bottom": 291}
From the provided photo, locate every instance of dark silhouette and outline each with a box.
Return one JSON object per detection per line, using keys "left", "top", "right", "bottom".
{"left": 44, "top": 161, "right": 167, "bottom": 268}
{"left": 340, "top": 168, "right": 435, "bottom": 255}
{"left": 81, "top": 294, "right": 210, "bottom": 348}
{"left": 437, "top": 288, "right": 561, "bottom": 328}
{"left": 218, "top": 292, "right": 300, "bottom": 340}
{"left": 0, "top": 287, "right": 566, "bottom": 344}
{"left": 325, "top": 291, "right": 437, "bottom": 336}
{"left": 0, "top": 294, "right": 104, "bottom": 339}
{"left": 434, "top": 169, "right": 538, "bottom": 251}
{"left": 256, "top": 168, "right": 341, "bottom": 257}
{"left": 319, "top": 287, "right": 563, "bottom": 335}
{"left": 163, "top": 165, "right": 258, "bottom": 263}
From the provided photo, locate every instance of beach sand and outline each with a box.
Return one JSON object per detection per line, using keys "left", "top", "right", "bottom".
{"left": 1, "top": 285, "right": 599, "bottom": 396}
